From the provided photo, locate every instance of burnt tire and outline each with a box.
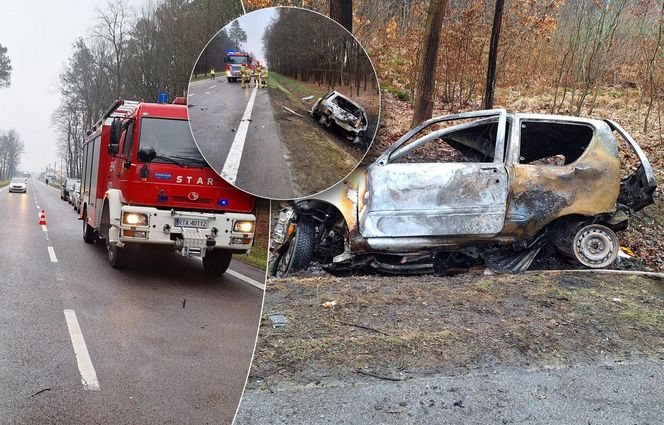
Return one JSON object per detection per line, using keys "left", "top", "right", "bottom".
{"left": 82, "top": 210, "right": 96, "bottom": 244}
{"left": 203, "top": 250, "right": 233, "bottom": 276}
{"left": 572, "top": 224, "right": 619, "bottom": 269}
{"left": 273, "top": 219, "right": 316, "bottom": 276}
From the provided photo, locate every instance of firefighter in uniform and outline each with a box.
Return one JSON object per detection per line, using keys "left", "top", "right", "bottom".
{"left": 260, "top": 66, "right": 269, "bottom": 88}
{"left": 253, "top": 63, "right": 262, "bottom": 88}
{"left": 240, "top": 63, "right": 251, "bottom": 88}
{"left": 210, "top": 68, "right": 215, "bottom": 80}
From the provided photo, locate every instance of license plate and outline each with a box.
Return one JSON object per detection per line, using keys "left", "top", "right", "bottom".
{"left": 175, "top": 218, "right": 208, "bottom": 228}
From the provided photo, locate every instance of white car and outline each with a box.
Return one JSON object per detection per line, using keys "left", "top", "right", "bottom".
{"left": 8, "top": 177, "right": 27, "bottom": 193}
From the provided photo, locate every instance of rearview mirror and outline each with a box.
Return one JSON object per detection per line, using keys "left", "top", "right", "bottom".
{"left": 109, "top": 118, "right": 122, "bottom": 147}
{"left": 137, "top": 146, "right": 157, "bottom": 163}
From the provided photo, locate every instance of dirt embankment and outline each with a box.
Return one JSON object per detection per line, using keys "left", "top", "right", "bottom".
{"left": 267, "top": 74, "right": 363, "bottom": 196}
{"left": 251, "top": 271, "right": 664, "bottom": 388}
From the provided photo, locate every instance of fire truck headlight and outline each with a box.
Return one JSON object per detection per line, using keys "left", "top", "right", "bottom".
{"left": 123, "top": 212, "right": 149, "bottom": 226}
{"left": 233, "top": 220, "right": 254, "bottom": 233}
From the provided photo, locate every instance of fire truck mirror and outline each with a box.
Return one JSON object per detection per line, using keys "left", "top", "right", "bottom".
{"left": 110, "top": 118, "right": 123, "bottom": 147}
{"left": 107, "top": 143, "right": 119, "bottom": 156}
{"left": 137, "top": 146, "right": 156, "bottom": 163}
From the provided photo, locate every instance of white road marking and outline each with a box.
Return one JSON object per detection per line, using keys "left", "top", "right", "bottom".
{"left": 41, "top": 225, "right": 47, "bottom": 232}
{"left": 47, "top": 246, "right": 58, "bottom": 262}
{"left": 187, "top": 93, "right": 195, "bottom": 97}
{"left": 209, "top": 85, "right": 217, "bottom": 89}
{"left": 221, "top": 85, "right": 258, "bottom": 184}
{"left": 226, "top": 268, "right": 265, "bottom": 290}
{"left": 204, "top": 91, "right": 210, "bottom": 94}
{"left": 63, "top": 310, "right": 100, "bottom": 391}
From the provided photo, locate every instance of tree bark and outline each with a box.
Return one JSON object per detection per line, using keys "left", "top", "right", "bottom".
{"left": 329, "top": 0, "right": 353, "bottom": 33}
{"left": 411, "top": 0, "right": 448, "bottom": 127}
{"left": 482, "top": 0, "right": 505, "bottom": 109}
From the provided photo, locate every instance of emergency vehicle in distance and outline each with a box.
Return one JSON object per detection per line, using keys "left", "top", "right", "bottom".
{"left": 79, "top": 98, "right": 256, "bottom": 275}
{"left": 224, "top": 50, "right": 252, "bottom": 82}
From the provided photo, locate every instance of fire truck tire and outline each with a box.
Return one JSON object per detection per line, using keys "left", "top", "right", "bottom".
{"left": 82, "top": 210, "right": 96, "bottom": 244}
{"left": 203, "top": 250, "right": 233, "bottom": 276}
{"left": 106, "top": 239, "right": 124, "bottom": 269}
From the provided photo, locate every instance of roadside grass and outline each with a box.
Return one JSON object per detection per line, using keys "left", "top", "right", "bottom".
{"left": 190, "top": 73, "right": 217, "bottom": 83}
{"left": 251, "top": 271, "right": 664, "bottom": 385}
{"left": 0, "top": 181, "right": 8, "bottom": 187}
{"left": 269, "top": 72, "right": 323, "bottom": 103}
{"left": 233, "top": 238, "right": 268, "bottom": 270}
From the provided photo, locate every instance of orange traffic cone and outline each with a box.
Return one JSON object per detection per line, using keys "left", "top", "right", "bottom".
{"left": 39, "top": 210, "right": 47, "bottom": 225}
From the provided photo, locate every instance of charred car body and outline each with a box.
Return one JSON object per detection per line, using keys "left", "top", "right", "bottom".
{"left": 271, "top": 109, "right": 656, "bottom": 276}
{"left": 311, "top": 90, "right": 368, "bottom": 146}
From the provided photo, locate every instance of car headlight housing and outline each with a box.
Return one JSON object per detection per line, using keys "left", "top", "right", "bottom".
{"left": 233, "top": 220, "right": 254, "bottom": 233}
{"left": 122, "top": 212, "right": 149, "bottom": 226}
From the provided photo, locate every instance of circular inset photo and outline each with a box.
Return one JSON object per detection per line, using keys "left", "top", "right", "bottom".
{"left": 187, "top": 7, "right": 380, "bottom": 199}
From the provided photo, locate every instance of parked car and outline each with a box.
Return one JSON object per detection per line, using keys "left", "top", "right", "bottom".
{"left": 311, "top": 90, "right": 368, "bottom": 146}
{"left": 71, "top": 181, "right": 82, "bottom": 212}
{"left": 60, "top": 178, "right": 79, "bottom": 201}
{"left": 8, "top": 177, "right": 27, "bottom": 193}
{"left": 270, "top": 109, "right": 657, "bottom": 276}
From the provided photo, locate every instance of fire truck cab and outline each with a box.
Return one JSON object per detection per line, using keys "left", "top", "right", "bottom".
{"left": 80, "top": 99, "right": 256, "bottom": 275}
{"left": 224, "top": 50, "right": 251, "bottom": 82}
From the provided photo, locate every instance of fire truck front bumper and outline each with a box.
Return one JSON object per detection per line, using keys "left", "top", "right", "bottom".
{"left": 116, "top": 206, "right": 255, "bottom": 258}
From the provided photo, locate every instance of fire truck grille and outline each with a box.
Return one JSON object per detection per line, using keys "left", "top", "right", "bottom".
{"left": 173, "top": 196, "right": 213, "bottom": 204}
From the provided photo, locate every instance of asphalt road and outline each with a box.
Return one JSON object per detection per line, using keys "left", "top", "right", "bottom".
{"left": 188, "top": 78, "right": 295, "bottom": 199}
{"left": 237, "top": 360, "right": 664, "bottom": 424}
{"left": 0, "top": 180, "right": 265, "bottom": 424}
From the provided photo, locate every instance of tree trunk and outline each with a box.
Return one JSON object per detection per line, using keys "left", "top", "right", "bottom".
{"left": 329, "top": 0, "right": 353, "bottom": 33}
{"left": 411, "top": 0, "right": 448, "bottom": 127}
{"left": 482, "top": 0, "right": 505, "bottom": 109}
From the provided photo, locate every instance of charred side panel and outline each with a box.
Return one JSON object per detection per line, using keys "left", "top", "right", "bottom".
{"left": 503, "top": 130, "right": 620, "bottom": 238}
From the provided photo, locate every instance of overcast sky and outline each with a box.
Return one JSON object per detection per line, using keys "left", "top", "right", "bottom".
{"left": 0, "top": 0, "right": 126, "bottom": 173}
{"left": 231, "top": 7, "right": 277, "bottom": 65}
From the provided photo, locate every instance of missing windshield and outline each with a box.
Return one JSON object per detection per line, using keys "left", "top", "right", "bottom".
{"left": 139, "top": 118, "right": 207, "bottom": 168}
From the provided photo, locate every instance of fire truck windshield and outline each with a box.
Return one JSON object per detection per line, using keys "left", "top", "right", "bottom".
{"left": 139, "top": 118, "right": 207, "bottom": 168}
{"left": 227, "top": 56, "right": 248, "bottom": 65}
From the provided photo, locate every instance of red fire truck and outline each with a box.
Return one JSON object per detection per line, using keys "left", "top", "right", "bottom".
{"left": 79, "top": 98, "right": 256, "bottom": 274}
{"left": 224, "top": 50, "right": 252, "bottom": 82}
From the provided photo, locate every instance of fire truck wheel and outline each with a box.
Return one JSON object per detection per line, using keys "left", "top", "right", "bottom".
{"left": 106, "top": 239, "right": 124, "bottom": 269}
{"left": 203, "top": 250, "right": 233, "bottom": 276}
{"left": 82, "top": 211, "right": 96, "bottom": 244}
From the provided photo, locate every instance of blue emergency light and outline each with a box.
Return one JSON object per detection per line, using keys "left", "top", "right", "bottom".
{"left": 218, "top": 199, "right": 229, "bottom": 207}
{"left": 157, "top": 92, "right": 169, "bottom": 104}
{"left": 226, "top": 50, "right": 235, "bottom": 55}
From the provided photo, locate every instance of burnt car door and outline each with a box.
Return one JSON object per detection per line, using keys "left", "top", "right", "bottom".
{"left": 604, "top": 119, "right": 657, "bottom": 212}
{"left": 360, "top": 110, "right": 509, "bottom": 238}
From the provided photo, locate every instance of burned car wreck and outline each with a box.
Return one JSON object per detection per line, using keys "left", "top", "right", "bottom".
{"left": 311, "top": 90, "right": 368, "bottom": 146}
{"left": 270, "top": 109, "right": 657, "bottom": 276}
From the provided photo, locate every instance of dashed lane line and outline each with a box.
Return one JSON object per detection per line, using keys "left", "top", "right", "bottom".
{"left": 63, "top": 310, "right": 100, "bottom": 391}
{"left": 225, "top": 268, "right": 265, "bottom": 291}
{"left": 221, "top": 85, "right": 258, "bottom": 184}
{"left": 47, "top": 246, "right": 58, "bottom": 262}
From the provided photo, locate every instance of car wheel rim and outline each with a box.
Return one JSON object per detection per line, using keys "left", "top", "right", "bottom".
{"left": 573, "top": 224, "right": 619, "bottom": 268}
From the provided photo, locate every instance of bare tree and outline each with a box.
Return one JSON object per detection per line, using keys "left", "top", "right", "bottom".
{"left": 329, "top": 0, "right": 353, "bottom": 33}
{"left": 412, "top": 0, "right": 448, "bottom": 126}
{"left": 482, "top": 0, "right": 504, "bottom": 109}
{"left": 0, "top": 130, "right": 24, "bottom": 180}
{"left": 94, "top": 0, "right": 131, "bottom": 100}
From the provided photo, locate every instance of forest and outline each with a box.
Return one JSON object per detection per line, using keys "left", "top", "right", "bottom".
{"left": 262, "top": 7, "right": 377, "bottom": 96}
{"left": 53, "top": 0, "right": 243, "bottom": 178}
{"left": 246, "top": 0, "right": 663, "bottom": 132}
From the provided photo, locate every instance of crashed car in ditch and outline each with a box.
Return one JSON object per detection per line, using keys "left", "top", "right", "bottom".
{"left": 270, "top": 109, "right": 656, "bottom": 276}
{"left": 311, "top": 90, "right": 368, "bottom": 146}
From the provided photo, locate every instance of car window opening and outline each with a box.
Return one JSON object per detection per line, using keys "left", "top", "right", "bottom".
{"left": 519, "top": 121, "right": 593, "bottom": 165}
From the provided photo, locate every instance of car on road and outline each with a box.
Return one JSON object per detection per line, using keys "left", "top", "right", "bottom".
{"left": 8, "top": 177, "right": 27, "bottom": 193}
{"left": 70, "top": 181, "right": 81, "bottom": 212}
{"left": 311, "top": 90, "right": 368, "bottom": 146}
{"left": 61, "top": 178, "right": 79, "bottom": 201}
{"left": 270, "top": 109, "right": 657, "bottom": 276}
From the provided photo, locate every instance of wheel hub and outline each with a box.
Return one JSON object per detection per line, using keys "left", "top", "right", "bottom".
{"left": 572, "top": 224, "right": 619, "bottom": 268}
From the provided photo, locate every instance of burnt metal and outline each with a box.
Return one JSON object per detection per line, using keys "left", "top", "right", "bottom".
{"left": 270, "top": 110, "right": 657, "bottom": 275}
{"left": 311, "top": 90, "right": 368, "bottom": 145}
